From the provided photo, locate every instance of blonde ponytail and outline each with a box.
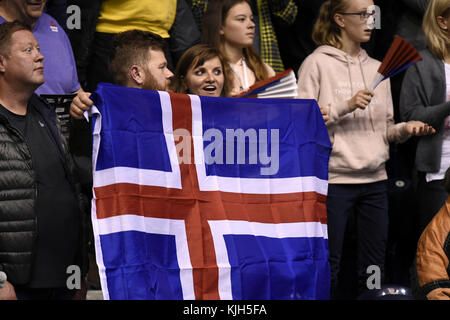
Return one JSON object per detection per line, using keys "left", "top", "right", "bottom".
{"left": 312, "top": 0, "right": 349, "bottom": 49}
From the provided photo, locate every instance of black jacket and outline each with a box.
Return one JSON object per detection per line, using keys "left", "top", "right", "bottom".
{"left": 0, "top": 94, "right": 89, "bottom": 285}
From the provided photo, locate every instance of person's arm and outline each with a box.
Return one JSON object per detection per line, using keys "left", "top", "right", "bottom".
{"left": 297, "top": 56, "right": 373, "bottom": 126}
{"left": 70, "top": 88, "right": 94, "bottom": 120}
{"left": 386, "top": 78, "right": 435, "bottom": 142}
{"left": 400, "top": 62, "right": 450, "bottom": 129}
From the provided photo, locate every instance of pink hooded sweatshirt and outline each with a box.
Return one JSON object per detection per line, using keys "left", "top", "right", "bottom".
{"left": 297, "top": 45, "right": 410, "bottom": 184}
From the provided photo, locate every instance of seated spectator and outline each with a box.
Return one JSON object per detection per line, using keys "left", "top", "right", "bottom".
{"left": 202, "top": 0, "right": 275, "bottom": 96}
{"left": 415, "top": 166, "right": 450, "bottom": 300}
{"left": 0, "top": 0, "right": 81, "bottom": 95}
{"left": 67, "top": 0, "right": 200, "bottom": 92}
{"left": 400, "top": 0, "right": 450, "bottom": 237}
{"left": 171, "top": 44, "right": 232, "bottom": 97}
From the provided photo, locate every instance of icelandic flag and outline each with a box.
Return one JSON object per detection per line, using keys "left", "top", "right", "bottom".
{"left": 90, "top": 83, "right": 331, "bottom": 300}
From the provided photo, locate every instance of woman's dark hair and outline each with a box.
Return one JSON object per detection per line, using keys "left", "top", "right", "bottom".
{"left": 312, "top": 0, "right": 350, "bottom": 49}
{"left": 201, "top": 0, "right": 269, "bottom": 82}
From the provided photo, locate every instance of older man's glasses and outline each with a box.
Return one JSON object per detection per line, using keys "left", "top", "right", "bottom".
{"left": 337, "top": 10, "right": 376, "bottom": 21}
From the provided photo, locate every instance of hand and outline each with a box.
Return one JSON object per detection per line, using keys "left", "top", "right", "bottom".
{"left": 0, "top": 281, "right": 17, "bottom": 300}
{"left": 70, "top": 88, "right": 93, "bottom": 120}
{"left": 406, "top": 121, "right": 436, "bottom": 136}
{"left": 319, "top": 105, "right": 329, "bottom": 125}
{"left": 348, "top": 89, "right": 374, "bottom": 112}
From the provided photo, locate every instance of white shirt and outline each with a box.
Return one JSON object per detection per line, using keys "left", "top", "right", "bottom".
{"left": 426, "top": 62, "right": 450, "bottom": 182}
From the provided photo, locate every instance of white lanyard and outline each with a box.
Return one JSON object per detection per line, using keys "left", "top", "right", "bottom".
{"left": 229, "top": 58, "right": 249, "bottom": 91}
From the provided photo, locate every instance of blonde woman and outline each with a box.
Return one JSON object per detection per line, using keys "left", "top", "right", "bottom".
{"left": 202, "top": 0, "right": 275, "bottom": 96}
{"left": 400, "top": 0, "right": 450, "bottom": 238}
{"left": 297, "top": 0, "right": 435, "bottom": 298}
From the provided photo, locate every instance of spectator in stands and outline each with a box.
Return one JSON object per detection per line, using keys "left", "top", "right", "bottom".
{"left": 296, "top": 0, "right": 436, "bottom": 299}
{"left": 415, "top": 166, "right": 450, "bottom": 300}
{"left": 0, "top": 0, "right": 81, "bottom": 96}
{"left": 400, "top": 0, "right": 450, "bottom": 237}
{"left": 70, "top": 30, "right": 173, "bottom": 118}
{"left": 171, "top": 44, "right": 232, "bottom": 97}
{"left": 108, "top": 31, "right": 174, "bottom": 91}
{"left": 189, "top": 0, "right": 298, "bottom": 73}
{"left": 67, "top": 0, "right": 200, "bottom": 92}
{"left": 0, "top": 21, "right": 88, "bottom": 300}
{"left": 69, "top": 29, "right": 174, "bottom": 292}
{"left": 202, "top": 0, "right": 276, "bottom": 96}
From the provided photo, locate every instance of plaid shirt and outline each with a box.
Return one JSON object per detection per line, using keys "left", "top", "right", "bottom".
{"left": 190, "top": 0, "right": 297, "bottom": 73}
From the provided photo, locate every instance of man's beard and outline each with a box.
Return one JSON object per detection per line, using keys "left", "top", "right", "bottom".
{"left": 141, "top": 69, "right": 166, "bottom": 91}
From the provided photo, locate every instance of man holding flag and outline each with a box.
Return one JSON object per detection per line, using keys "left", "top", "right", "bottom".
{"left": 70, "top": 30, "right": 174, "bottom": 118}
{"left": 70, "top": 29, "right": 331, "bottom": 300}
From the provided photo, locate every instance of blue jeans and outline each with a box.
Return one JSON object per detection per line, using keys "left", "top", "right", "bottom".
{"left": 327, "top": 181, "right": 389, "bottom": 298}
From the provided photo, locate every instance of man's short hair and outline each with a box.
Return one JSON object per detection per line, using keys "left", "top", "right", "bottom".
{"left": 109, "top": 30, "right": 166, "bottom": 87}
{"left": 0, "top": 21, "right": 32, "bottom": 56}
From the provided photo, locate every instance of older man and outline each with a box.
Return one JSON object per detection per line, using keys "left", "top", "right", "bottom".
{"left": 0, "top": 0, "right": 81, "bottom": 95}
{"left": 0, "top": 21, "right": 88, "bottom": 300}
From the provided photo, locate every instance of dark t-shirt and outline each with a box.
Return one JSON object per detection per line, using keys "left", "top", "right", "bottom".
{"left": 0, "top": 102, "right": 80, "bottom": 288}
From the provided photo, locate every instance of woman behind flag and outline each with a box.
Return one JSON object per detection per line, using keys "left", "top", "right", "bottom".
{"left": 296, "top": 0, "right": 435, "bottom": 299}
{"left": 400, "top": 0, "right": 450, "bottom": 240}
{"left": 201, "top": 0, "right": 275, "bottom": 96}
{"left": 171, "top": 44, "right": 233, "bottom": 97}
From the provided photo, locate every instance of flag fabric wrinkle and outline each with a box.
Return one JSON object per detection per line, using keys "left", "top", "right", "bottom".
{"left": 90, "top": 82, "right": 331, "bottom": 300}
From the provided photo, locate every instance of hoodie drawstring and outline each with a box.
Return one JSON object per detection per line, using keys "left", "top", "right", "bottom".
{"left": 345, "top": 54, "right": 375, "bottom": 132}
{"left": 358, "top": 56, "right": 375, "bottom": 132}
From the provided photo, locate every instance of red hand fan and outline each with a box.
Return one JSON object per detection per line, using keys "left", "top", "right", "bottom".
{"left": 370, "top": 36, "right": 422, "bottom": 90}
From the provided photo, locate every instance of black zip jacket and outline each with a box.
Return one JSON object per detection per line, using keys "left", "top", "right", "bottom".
{"left": 0, "top": 94, "right": 89, "bottom": 285}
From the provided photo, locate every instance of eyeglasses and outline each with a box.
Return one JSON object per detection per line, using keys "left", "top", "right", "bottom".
{"left": 337, "top": 10, "right": 376, "bottom": 21}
